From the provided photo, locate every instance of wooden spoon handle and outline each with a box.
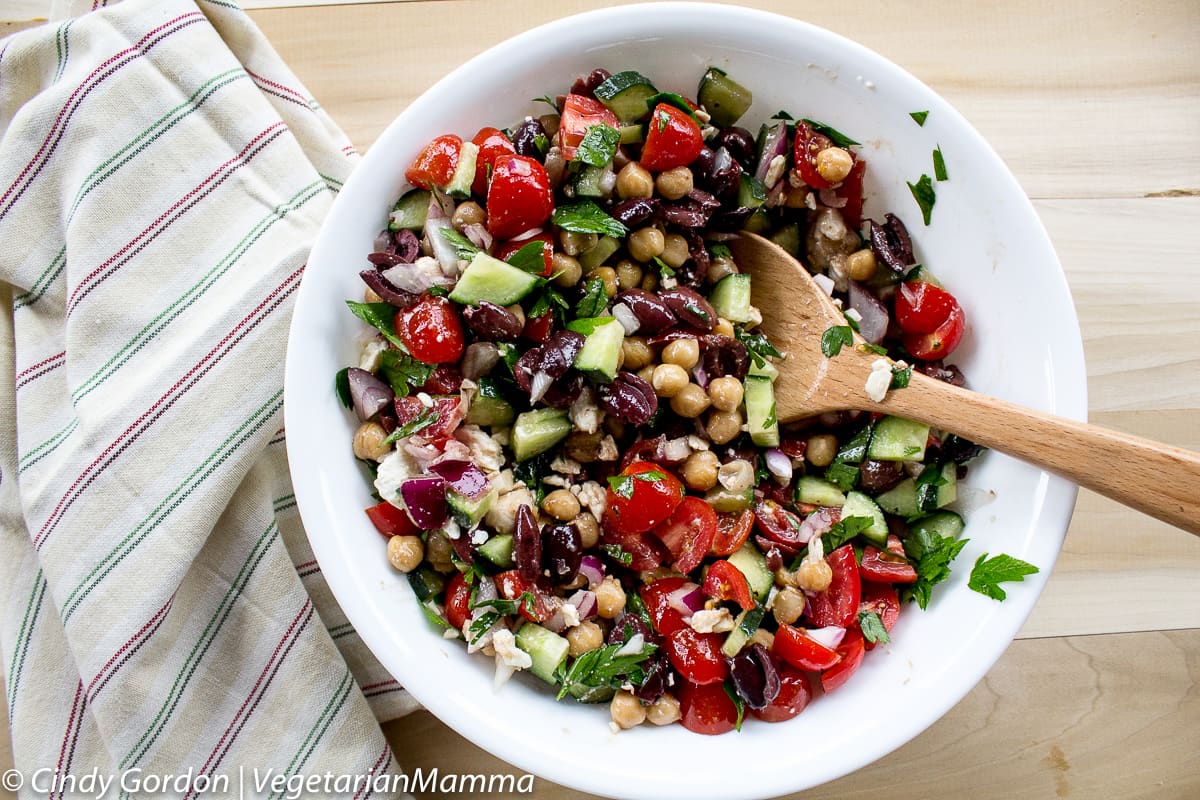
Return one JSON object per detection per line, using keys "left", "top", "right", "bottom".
{"left": 882, "top": 373, "right": 1200, "bottom": 536}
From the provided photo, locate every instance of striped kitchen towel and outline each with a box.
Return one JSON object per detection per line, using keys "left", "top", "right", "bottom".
{"left": 1, "top": 0, "right": 419, "bottom": 795}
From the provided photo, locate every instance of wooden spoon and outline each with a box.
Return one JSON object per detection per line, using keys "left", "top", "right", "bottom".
{"left": 728, "top": 232, "right": 1200, "bottom": 536}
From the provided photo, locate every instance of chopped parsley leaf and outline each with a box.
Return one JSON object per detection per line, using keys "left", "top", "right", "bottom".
{"left": 576, "top": 124, "right": 621, "bottom": 168}
{"left": 907, "top": 174, "right": 936, "bottom": 226}
{"left": 382, "top": 410, "right": 440, "bottom": 444}
{"left": 901, "top": 527, "right": 969, "bottom": 609}
{"left": 910, "top": 110, "right": 929, "bottom": 126}
{"left": 345, "top": 300, "right": 406, "bottom": 350}
{"left": 334, "top": 368, "right": 352, "bottom": 409}
{"left": 723, "top": 682, "right": 746, "bottom": 731}
{"left": 802, "top": 118, "right": 860, "bottom": 148}
{"left": 600, "top": 544, "right": 634, "bottom": 566}
{"left": 555, "top": 641, "right": 657, "bottom": 700}
{"left": 551, "top": 200, "right": 628, "bottom": 238}
{"left": 933, "top": 145, "right": 948, "bottom": 181}
{"left": 735, "top": 327, "right": 784, "bottom": 368}
{"left": 968, "top": 553, "right": 1039, "bottom": 601}
{"left": 891, "top": 364, "right": 913, "bottom": 390}
{"left": 858, "top": 610, "right": 891, "bottom": 645}
{"left": 574, "top": 278, "right": 609, "bottom": 319}
{"left": 821, "top": 324, "right": 855, "bottom": 357}
{"left": 440, "top": 227, "right": 481, "bottom": 259}
{"left": 505, "top": 239, "right": 549, "bottom": 273}
{"left": 379, "top": 350, "right": 435, "bottom": 398}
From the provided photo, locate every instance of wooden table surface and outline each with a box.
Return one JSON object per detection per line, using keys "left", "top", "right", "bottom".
{"left": 3, "top": 1, "right": 1198, "bottom": 798}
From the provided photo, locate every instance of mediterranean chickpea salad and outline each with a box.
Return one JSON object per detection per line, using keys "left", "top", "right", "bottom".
{"left": 337, "top": 67, "right": 1039, "bottom": 735}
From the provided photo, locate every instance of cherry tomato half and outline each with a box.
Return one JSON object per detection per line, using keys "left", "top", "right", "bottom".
{"left": 405, "top": 134, "right": 462, "bottom": 190}
{"left": 804, "top": 544, "right": 862, "bottom": 629}
{"left": 711, "top": 510, "right": 755, "bottom": 557}
{"left": 653, "top": 496, "right": 717, "bottom": 574}
{"left": 444, "top": 572, "right": 472, "bottom": 632}
{"left": 903, "top": 304, "right": 965, "bottom": 361}
{"left": 702, "top": 559, "right": 755, "bottom": 611}
{"left": 859, "top": 581, "right": 901, "bottom": 652}
{"left": 678, "top": 680, "right": 739, "bottom": 735}
{"left": 494, "top": 569, "right": 554, "bottom": 623}
{"left": 393, "top": 396, "right": 463, "bottom": 442}
{"left": 364, "top": 501, "right": 420, "bottom": 538}
{"left": 666, "top": 627, "right": 728, "bottom": 686}
{"left": 820, "top": 627, "right": 866, "bottom": 693}
{"left": 895, "top": 281, "right": 960, "bottom": 335}
{"left": 470, "top": 126, "right": 515, "bottom": 197}
{"left": 773, "top": 623, "right": 842, "bottom": 671}
{"left": 639, "top": 576, "right": 693, "bottom": 637}
{"left": 859, "top": 546, "right": 918, "bottom": 584}
{"left": 836, "top": 158, "right": 867, "bottom": 230}
{"left": 793, "top": 120, "right": 853, "bottom": 191}
{"left": 397, "top": 295, "right": 465, "bottom": 364}
{"left": 640, "top": 103, "right": 704, "bottom": 172}
{"left": 750, "top": 663, "right": 813, "bottom": 723}
{"left": 604, "top": 461, "right": 684, "bottom": 536}
{"left": 486, "top": 154, "right": 554, "bottom": 240}
{"left": 559, "top": 94, "right": 619, "bottom": 160}
{"left": 493, "top": 231, "right": 554, "bottom": 277}
{"left": 754, "top": 498, "right": 807, "bottom": 549}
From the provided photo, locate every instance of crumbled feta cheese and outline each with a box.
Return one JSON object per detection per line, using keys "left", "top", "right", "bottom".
{"left": 662, "top": 437, "right": 692, "bottom": 463}
{"left": 543, "top": 474, "right": 570, "bottom": 488}
{"left": 804, "top": 191, "right": 817, "bottom": 210}
{"left": 373, "top": 448, "right": 421, "bottom": 506}
{"left": 551, "top": 455, "right": 583, "bottom": 475}
{"left": 813, "top": 273, "right": 836, "bottom": 297}
{"left": 745, "top": 305, "right": 763, "bottom": 329}
{"left": 764, "top": 154, "right": 787, "bottom": 189}
{"left": 456, "top": 424, "right": 505, "bottom": 473}
{"left": 569, "top": 387, "right": 602, "bottom": 434}
{"left": 490, "top": 469, "right": 515, "bottom": 495}
{"left": 788, "top": 169, "right": 805, "bottom": 189}
{"left": 575, "top": 481, "right": 607, "bottom": 521}
{"left": 559, "top": 602, "right": 581, "bottom": 629}
{"left": 417, "top": 392, "right": 434, "bottom": 408}
{"left": 688, "top": 608, "right": 736, "bottom": 634}
{"left": 443, "top": 519, "right": 462, "bottom": 540}
{"left": 660, "top": 274, "right": 678, "bottom": 290}
{"left": 844, "top": 307, "right": 863, "bottom": 325}
{"left": 693, "top": 107, "right": 712, "bottom": 125}
{"left": 609, "top": 721, "right": 621, "bottom": 735}
{"left": 491, "top": 629, "right": 532, "bottom": 670}
{"left": 443, "top": 627, "right": 460, "bottom": 640}
{"left": 485, "top": 486, "right": 535, "bottom": 535}
{"left": 491, "top": 428, "right": 510, "bottom": 446}
{"left": 865, "top": 358, "right": 892, "bottom": 403}
{"left": 828, "top": 257, "right": 850, "bottom": 292}
{"left": 597, "top": 435, "right": 619, "bottom": 462}
{"left": 358, "top": 338, "right": 387, "bottom": 372}
{"left": 470, "top": 528, "right": 488, "bottom": 546}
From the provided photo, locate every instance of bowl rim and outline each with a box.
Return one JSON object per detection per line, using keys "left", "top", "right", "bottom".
{"left": 285, "top": 4, "right": 1086, "bottom": 798}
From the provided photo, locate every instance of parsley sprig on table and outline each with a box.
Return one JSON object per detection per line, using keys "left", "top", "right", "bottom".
{"left": 968, "top": 553, "right": 1039, "bottom": 600}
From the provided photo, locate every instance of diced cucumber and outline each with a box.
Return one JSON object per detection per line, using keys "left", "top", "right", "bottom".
{"left": 566, "top": 683, "right": 616, "bottom": 703}
{"left": 511, "top": 408, "right": 571, "bottom": 462}
{"left": 708, "top": 273, "right": 752, "bottom": 324}
{"left": 726, "top": 543, "right": 772, "bottom": 602}
{"left": 388, "top": 189, "right": 431, "bottom": 232}
{"left": 770, "top": 222, "right": 802, "bottom": 258}
{"left": 567, "top": 316, "right": 625, "bottom": 383}
{"left": 721, "top": 605, "right": 766, "bottom": 658}
{"left": 704, "top": 484, "right": 754, "bottom": 512}
{"left": 841, "top": 491, "right": 888, "bottom": 546}
{"left": 449, "top": 251, "right": 540, "bottom": 307}
{"left": 407, "top": 566, "right": 445, "bottom": 602}
{"left": 697, "top": 67, "right": 753, "bottom": 128}
{"left": 572, "top": 163, "right": 607, "bottom": 198}
{"left": 578, "top": 235, "right": 621, "bottom": 272}
{"left": 795, "top": 475, "right": 847, "bottom": 507}
{"left": 737, "top": 174, "right": 767, "bottom": 208}
{"left": 594, "top": 70, "right": 658, "bottom": 123}
{"left": 875, "top": 464, "right": 957, "bottom": 517}
{"left": 905, "top": 265, "right": 943, "bottom": 288}
{"left": 514, "top": 622, "right": 570, "bottom": 684}
{"left": 476, "top": 533, "right": 514, "bottom": 568}
{"left": 743, "top": 374, "right": 780, "bottom": 447}
{"left": 748, "top": 357, "right": 779, "bottom": 380}
{"left": 837, "top": 422, "right": 875, "bottom": 464}
{"left": 908, "top": 510, "right": 965, "bottom": 541}
{"left": 443, "top": 141, "right": 479, "bottom": 198}
{"left": 466, "top": 394, "right": 515, "bottom": 427}
{"left": 447, "top": 485, "right": 496, "bottom": 528}
{"left": 868, "top": 416, "right": 931, "bottom": 461}
{"left": 618, "top": 124, "right": 644, "bottom": 145}
{"left": 743, "top": 208, "right": 771, "bottom": 234}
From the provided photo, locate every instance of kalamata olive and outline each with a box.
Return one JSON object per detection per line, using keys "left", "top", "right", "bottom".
{"left": 599, "top": 371, "right": 657, "bottom": 426}
{"left": 461, "top": 342, "right": 500, "bottom": 380}
{"left": 610, "top": 197, "right": 659, "bottom": 227}
{"left": 726, "top": 643, "right": 781, "bottom": 710}
{"left": 515, "top": 505, "right": 541, "bottom": 582}
{"left": 708, "top": 206, "right": 757, "bottom": 231}
{"left": 450, "top": 532, "right": 475, "bottom": 565}
{"left": 660, "top": 203, "right": 710, "bottom": 228}
{"left": 462, "top": 301, "right": 524, "bottom": 341}
{"left": 702, "top": 334, "right": 750, "bottom": 379}
{"left": 858, "top": 459, "right": 906, "bottom": 493}
{"left": 918, "top": 360, "right": 966, "bottom": 387}
{"left": 515, "top": 330, "right": 585, "bottom": 393}
{"left": 419, "top": 364, "right": 463, "bottom": 395}
{"left": 511, "top": 116, "right": 548, "bottom": 160}
{"left": 542, "top": 373, "right": 585, "bottom": 409}
{"left": 359, "top": 270, "right": 419, "bottom": 308}
{"left": 543, "top": 522, "right": 583, "bottom": 584}
{"left": 389, "top": 228, "right": 421, "bottom": 262}
{"left": 869, "top": 212, "right": 915, "bottom": 274}
{"left": 660, "top": 287, "right": 716, "bottom": 332}
{"left": 608, "top": 612, "right": 655, "bottom": 646}
{"left": 634, "top": 655, "right": 671, "bottom": 703}
{"left": 940, "top": 433, "right": 985, "bottom": 464}
{"left": 713, "top": 127, "right": 756, "bottom": 168}
{"left": 703, "top": 147, "right": 743, "bottom": 200}
{"left": 617, "top": 288, "right": 677, "bottom": 333}
{"left": 569, "top": 68, "right": 612, "bottom": 98}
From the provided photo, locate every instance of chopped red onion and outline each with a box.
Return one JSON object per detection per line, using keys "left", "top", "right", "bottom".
{"left": 400, "top": 476, "right": 448, "bottom": 529}
{"left": 754, "top": 121, "right": 788, "bottom": 183}
{"left": 381, "top": 259, "right": 447, "bottom": 294}
{"left": 666, "top": 583, "right": 704, "bottom": 617}
{"left": 429, "top": 460, "right": 490, "bottom": 500}
{"left": 806, "top": 625, "right": 847, "bottom": 650}
{"left": 528, "top": 370, "right": 553, "bottom": 404}
{"left": 598, "top": 164, "right": 617, "bottom": 196}
{"left": 848, "top": 281, "right": 889, "bottom": 345}
{"left": 764, "top": 448, "right": 793, "bottom": 485}
{"left": 819, "top": 187, "right": 848, "bottom": 208}
{"left": 567, "top": 589, "right": 598, "bottom": 620}
{"left": 612, "top": 303, "right": 640, "bottom": 335}
{"left": 425, "top": 213, "right": 459, "bottom": 276}
{"left": 346, "top": 367, "right": 394, "bottom": 421}
{"left": 578, "top": 555, "right": 605, "bottom": 588}
{"left": 798, "top": 507, "right": 837, "bottom": 544}
{"left": 463, "top": 222, "right": 493, "bottom": 252}
{"left": 373, "top": 229, "right": 393, "bottom": 252}
{"left": 691, "top": 363, "right": 709, "bottom": 389}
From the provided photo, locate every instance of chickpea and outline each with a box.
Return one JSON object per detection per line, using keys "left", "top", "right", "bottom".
{"left": 682, "top": 450, "right": 720, "bottom": 491}
{"left": 636, "top": 364, "right": 657, "bottom": 385}
{"left": 718, "top": 459, "right": 755, "bottom": 493}
{"left": 706, "top": 409, "right": 743, "bottom": 445}
{"left": 386, "top": 535, "right": 424, "bottom": 573}
{"left": 706, "top": 256, "right": 737, "bottom": 285}
{"left": 805, "top": 433, "right": 839, "bottom": 468}
{"left": 596, "top": 576, "right": 626, "bottom": 619}
{"left": 575, "top": 512, "right": 600, "bottom": 549}
{"left": 707, "top": 376, "right": 744, "bottom": 412}
{"left": 627, "top": 227, "right": 666, "bottom": 263}
{"left": 566, "top": 621, "right": 604, "bottom": 657}
{"left": 713, "top": 317, "right": 735, "bottom": 338}
{"left": 587, "top": 266, "right": 619, "bottom": 298}
{"left": 846, "top": 248, "right": 877, "bottom": 282}
{"left": 451, "top": 200, "right": 486, "bottom": 230}
{"left": 815, "top": 146, "right": 854, "bottom": 183}
{"left": 542, "top": 489, "right": 581, "bottom": 521}
{"left": 610, "top": 690, "right": 647, "bottom": 730}
{"left": 772, "top": 586, "right": 806, "bottom": 625}
{"left": 551, "top": 251, "right": 583, "bottom": 287}
{"left": 750, "top": 629, "right": 775, "bottom": 651}
{"left": 615, "top": 259, "right": 644, "bottom": 290}
{"left": 504, "top": 303, "right": 526, "bottom": 329}
{"left": 424, "top": 530, "right": 455, "bottom": 573}
{"left": 662, "top": 338, "right": 700, "bottom": 370}
{"left": 774, "top": 566, "right": 801, "bottom": 588}
{"left": 651, "top": 363, "right": 690, "bottom": 398}
{"left": 640, "top": 273, "right": 659, "bottom": 292}
{"left": 646, "top": 693, "right": 682, "bottom": 726}
{"left": 654, "top": 166, "right": 694, "bottom": 200}
{"left": 621, "top": 337, "right": 654, "bottom": 371}
{"left": 660, "top": 233, "right": 690, "bottom": 269}
{"left": 670, "top": 383, "right": 712, "bottom": 418}
{"left": 797, "top": 557, "right": 834, "bottom": 593}
{"left": 560, "top": 229, "right": 597, "bottom": 256}
{"left": 616, "top": 162, "right": 654, "bottom": 199}
{"left": 363, "top": 286, "right": 384, "bottom": 304}
{"left": 352, "top": 422, "right": 390, "bottom": 461}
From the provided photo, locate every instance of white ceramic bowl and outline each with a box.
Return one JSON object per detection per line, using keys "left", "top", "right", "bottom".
{"left": 285, "top": 5, "right": 1086, "bottom": 798}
